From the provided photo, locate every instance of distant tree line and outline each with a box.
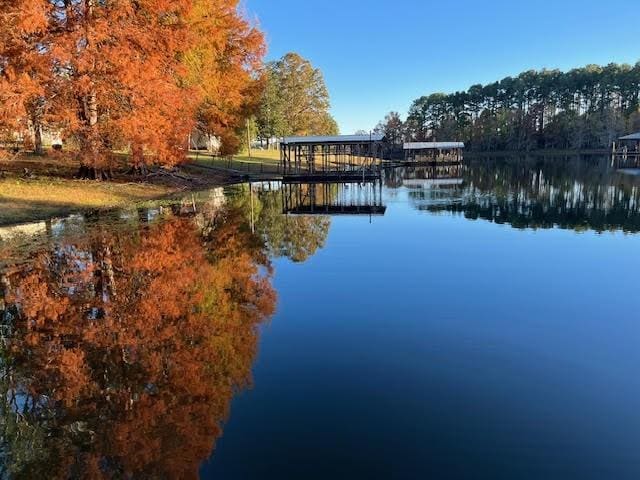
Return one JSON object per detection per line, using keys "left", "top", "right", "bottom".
{"left": 256, "top": 53, "right": 338, "bottom": 146}
{"left": 374, "top": 62, "right": 640, "bottom": 151}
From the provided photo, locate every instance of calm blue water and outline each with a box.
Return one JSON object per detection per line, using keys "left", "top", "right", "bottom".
{"left": 2, "top": 156, "right": 640, "bottom": 479}
{"left": 202, "top": 158, "right": 640, "bottom": 479}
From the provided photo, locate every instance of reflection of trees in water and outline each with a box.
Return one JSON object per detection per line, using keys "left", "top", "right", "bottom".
{"left": 403, "top": 156, "right": 640, "bottom": 233}
{"left": 260, "top": 200, "right": 331, "bottom": 263}
{"left": 0, "top": 205, "right": 276, "bottom": 478}
{"left": 227, "top": 184, "right": 331, "bottom": 263}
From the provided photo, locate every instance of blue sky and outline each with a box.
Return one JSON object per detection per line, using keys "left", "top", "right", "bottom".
{"left": 245, "top": 0, "right": 639, "bottom": 134}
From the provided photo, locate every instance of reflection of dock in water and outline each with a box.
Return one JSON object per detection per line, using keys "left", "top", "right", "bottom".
{"left": 396, "top": 164, "right": 466, "bottom": 209}
{"left": 406, "top": 157, "right": 640, "bottom": 233}
{"left": 402, "top": 178, "right": 464, "bottom": 188}
{"left": 282, "top": 180, "right": 386, "bottom": 216}
{"left": 386, "top": 163, "right": 464, "bottom": 190}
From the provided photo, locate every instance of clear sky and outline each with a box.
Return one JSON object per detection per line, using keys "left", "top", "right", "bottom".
{"left": 245, "top": 0, "right": 639, "bottom": 135}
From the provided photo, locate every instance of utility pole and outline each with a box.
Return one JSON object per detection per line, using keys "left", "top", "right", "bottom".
{"left": 246, "top": 119, "right": 252, "bottom": 158}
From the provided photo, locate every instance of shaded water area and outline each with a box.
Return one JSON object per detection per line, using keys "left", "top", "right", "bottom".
{"left": 1, "top": 155, "right": 640, "bottom": 479}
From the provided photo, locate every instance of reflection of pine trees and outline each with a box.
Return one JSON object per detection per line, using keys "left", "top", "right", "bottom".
{"left": 405, "top": 157, "right": 640, "bottom": 232}
{"left": 0, "top": 206, "right": 276, "bottom": 478}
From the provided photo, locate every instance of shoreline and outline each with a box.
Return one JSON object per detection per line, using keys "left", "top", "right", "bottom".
{"left": 0, "top": 147, "right": 615, "bottom": 228}
{"left": 464, "top": 148, "right": 611, "bottom": 157}
{"left": 0, "top": 159, "right": 250, "bottom": 227}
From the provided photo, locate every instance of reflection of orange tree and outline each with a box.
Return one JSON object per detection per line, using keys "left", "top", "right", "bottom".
{"left": 1, "top": 213, "right": 275, "bottom": 478}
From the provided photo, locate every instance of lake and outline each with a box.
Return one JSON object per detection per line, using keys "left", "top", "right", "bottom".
{"left": 1, "top": 155, "right": 639, "bottom": 479}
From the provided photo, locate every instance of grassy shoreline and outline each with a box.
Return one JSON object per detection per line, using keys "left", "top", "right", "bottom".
{"left": 0, "top": 177, "right": 179, "bottom": 226}
{"left": 0, "top": 153, "right": 253, "bottom": 227}
{"left": 1, "top": 147, "right": 610, "bottom": 227}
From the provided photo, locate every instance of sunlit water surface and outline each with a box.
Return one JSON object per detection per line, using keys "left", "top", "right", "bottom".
{"left": 1, "top": 156, "right": 639, "bottom": 479}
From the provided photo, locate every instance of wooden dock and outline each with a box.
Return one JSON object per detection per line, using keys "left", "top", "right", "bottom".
{"left": 282, "top": 171, "right": 381, "bottom": 184}
{"left": 612, "top": 132, "right": 640, "bottom": 169}
{"left": 403, "top": 142, "right": 464, "bottom": 163}
{"left": 280, "top": 134, "right": 385, "bottom": 182}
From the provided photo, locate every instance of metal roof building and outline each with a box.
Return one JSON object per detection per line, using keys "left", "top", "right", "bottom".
{"left": 283, "top": 134, "right": 385, "bottom": 145}
{"left": 404, "top": 142, "right": 465, "bottom": 150}
{"left": 279, "top": 134, "right": 385, "bottom": 181}
{"left": 613, "top": 132, "right": 640, "bottom": 169}
{"left": 618, "top": 132, "right": 640, "bottom": 141}
{"left": 402, "top": 142, "right": 464, "bottom": 163}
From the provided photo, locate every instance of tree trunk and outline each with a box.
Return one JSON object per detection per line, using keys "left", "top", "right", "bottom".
{"left": 33, "top": 123, "right": 43, "bottom": 155}
{"left": 26, "top": 97, "right": 45, "bottom": 155}
{"left": 77, "top": 90, "right": 109, "bottom": 179}
{"left": 78, "top": 164, "right": 112, "bottom": 180}
{"left": 76, "top": 0, "right": 111, "bottom": 180}
{"left": 127, "top": 144, "right": 147, "bottom": 176}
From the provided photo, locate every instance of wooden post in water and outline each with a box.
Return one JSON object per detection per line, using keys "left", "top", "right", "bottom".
{"left": 249, "top": 182, "right": 254, "bottom": 233}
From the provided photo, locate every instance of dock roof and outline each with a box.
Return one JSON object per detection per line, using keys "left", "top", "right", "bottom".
{"left": 404, "top": 142, "right": 465, "bottom": 150}
{"left": 282, "top": 134, "right": 385, "bottom": 145}
{"left": 619, "top": 132, "right": 640, "bottom": 141}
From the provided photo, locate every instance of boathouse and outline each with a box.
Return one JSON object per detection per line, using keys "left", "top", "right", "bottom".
{"left": 280, "top": 134, "right": 385, "bottom": 182}
{"left": 612, "top": 132, "right": 640, "bottom": 169}
{"left": 403, "top": 142, "right": 464, "bottom": 163}
{"left": 614, "top": 133, "right": 640, "bottom": 154}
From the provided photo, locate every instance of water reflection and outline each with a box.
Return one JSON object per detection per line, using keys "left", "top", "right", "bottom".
{"left": 389, "top": 155, "right": 640, "bottom": 233}
{"left": 281, "top": 181, "right": 386, "bottom": 216}
{"left": 1, "top": 156, "right": 639, "bottom": 478}
{"left": 0, "top": 191, "right": 290, "bottom": 478}
{"left": 237, "top": 183, "right": 332, "bottom": 263}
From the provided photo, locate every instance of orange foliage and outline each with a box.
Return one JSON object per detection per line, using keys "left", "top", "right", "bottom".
{"left": 2, "top": 206, "right": 275, "bottom": 478}
{"left": 0, "top": 0, "right": 48, "bottom": 133}
{"left": 185, "top": 0, "right": 265, "bottom": 156}
{"left": 0, "top": 0, "right": 265, "bottom": 170}
{"left": 48, "top": 0, "right": 198, "bottom": 171}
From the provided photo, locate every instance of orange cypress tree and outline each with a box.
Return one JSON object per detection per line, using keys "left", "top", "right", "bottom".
{"left": 184, "top": 0, "right": 265, "bottom": 156}
{"left": 0, "top": 1, "right": 50, "bottom": 147}
{"left": 1, "top": 1, "right": 264, "bottom": 177}
{"left": 45, "top": 0, "right": 199, "bottom": 178}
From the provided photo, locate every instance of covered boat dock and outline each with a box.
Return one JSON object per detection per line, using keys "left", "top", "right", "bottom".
{"left": 613, "top": 132, "right": 640, "bottom": 154}
{"left": 403, "top": 142, "right": 464, "bottom": 163}
{"left": 280, "top": 134, "right": 385, "bottom": 182}
{"left": 612, "top": 132, "right": 640, "bottom": 169}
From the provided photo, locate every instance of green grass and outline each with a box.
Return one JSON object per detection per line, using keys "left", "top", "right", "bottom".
{"left": 237, "top": 148, "right": 281, "bottom": 161}
{"left": 0, "top": 177, "right": 173, "bottom": 226}
{"left": 0, "top": 148, "right": 269, "bottom": 226}
{"left": 189, "top": 149, "right": 281, "bottom": 174}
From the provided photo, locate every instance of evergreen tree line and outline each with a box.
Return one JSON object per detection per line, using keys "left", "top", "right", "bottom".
{"left": 375, "top": 62, "right": 640, "bottom": 151}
